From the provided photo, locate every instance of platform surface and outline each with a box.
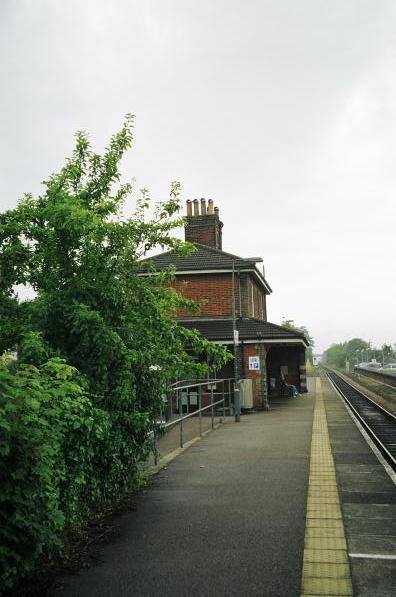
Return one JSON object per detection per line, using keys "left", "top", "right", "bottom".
{"left": 323, "top": 375, "right": 396, "bottom": 596}
{"left": 50, "top": 377, "right": 396, "bottom": 597}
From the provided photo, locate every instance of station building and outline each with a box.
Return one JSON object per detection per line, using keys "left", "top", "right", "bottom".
{"left": 140, "top": 199, "right": 308, "bottom": 409}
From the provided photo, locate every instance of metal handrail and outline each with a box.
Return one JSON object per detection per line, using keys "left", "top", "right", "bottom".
{"left": 171, "top": 378, "right": 234, "bottom": 391}
{"left": 163, "top": 398, "right": 225, "bottom": 429}
{"left": 152, "top": 378, "right": 234, "bottom": 464}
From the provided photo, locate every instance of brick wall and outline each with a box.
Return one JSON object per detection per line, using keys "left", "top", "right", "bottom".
{"left": 242, "top": 343, "right": 268, "bottom": 409}
{"left": 171, "top": 272, "right": 267, "bottom": 319}
{"left": 171, "top": 273, "right": 240, "bottom": 317}
{"left": 240, "top": 274, "right": 267, "bottom": 320}
{"left": 185, "top": 214, "right": 223, "bottom": 249}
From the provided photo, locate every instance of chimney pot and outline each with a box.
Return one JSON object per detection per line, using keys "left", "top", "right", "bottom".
{"left": 184, "top": 198, "right": 223, "bottom": 249}
{"left": 186, "top": 200, "right": 192, "bottom": 217}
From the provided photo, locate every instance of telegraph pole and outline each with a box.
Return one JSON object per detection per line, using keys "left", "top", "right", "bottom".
{"left": 232, "top": 261, "right": 241, "bottom": 422}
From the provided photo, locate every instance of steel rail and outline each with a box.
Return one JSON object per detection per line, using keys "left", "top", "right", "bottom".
{"left": 354, "top": 367, "right": 396, "bottom": 388}
{"left": 324, "top": 368, "right": 396, "bottom": 470}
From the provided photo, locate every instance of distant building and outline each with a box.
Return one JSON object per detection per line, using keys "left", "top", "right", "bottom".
{"left": 139, "top": 199, "right": 308, "bottom": 409}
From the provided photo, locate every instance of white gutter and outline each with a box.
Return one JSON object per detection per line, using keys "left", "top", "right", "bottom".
{"left": 210, "top": 338, "right": 309, "bottom": 347}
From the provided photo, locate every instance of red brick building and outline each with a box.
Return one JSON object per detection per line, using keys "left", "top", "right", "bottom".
{"left": 140, "top": 198, "right": 308, "bottom": 409}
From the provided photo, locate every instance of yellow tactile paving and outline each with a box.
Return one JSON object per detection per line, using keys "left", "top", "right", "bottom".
{"left": 306, "top": 519, "right": 345, "bottom": 530}
{"left": 301, "top": 378, "right": 353, "bottom": 597}
{"left": 308, "top": 496, "right": 340, "bottom": 502}
{"left": 302, "top": 562, "right": 351, "bottom": 578}
{"left": 302, "top": 576, "right": 353, "bottom": 596}
{"left": 305, "top": 537, "right": 347, "bottom": 551}
{"left": 304, "top": 549, "right": 349, "bottom": 564}
{"left": 306, "top": 527, "right": 346, "bottom": 539}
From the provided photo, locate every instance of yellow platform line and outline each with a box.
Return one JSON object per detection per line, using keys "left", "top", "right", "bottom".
{"left": 301, "top": 378, "right": 353, "bottom": 597}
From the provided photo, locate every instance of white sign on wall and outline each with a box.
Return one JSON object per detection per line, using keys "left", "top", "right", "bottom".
{"left": 248, "top": 356, "right": 260, "bottom": 370}
{"left": 189, "top": 392, "right": 198, "bottom": 406}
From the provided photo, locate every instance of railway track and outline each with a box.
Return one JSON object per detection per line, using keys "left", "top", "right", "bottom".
{"left": 324, "top": 368, "right": 396, "bottom": 470}
{"left": 354, "top": 366, "right": 396, "bottom": 388}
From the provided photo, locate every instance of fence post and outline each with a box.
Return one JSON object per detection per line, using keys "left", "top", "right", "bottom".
{"left": 211, "top": 383, "right": 214, "bottom": 429}
{"left": 199, "top": 384, "right": 202, "bottom": 436}
{"left": 222, "top": 380, "right": 225, "bottom": 422}
{"left": 234, "top": 380, "right": 241, "bottom": 423}
{"left": 153, "top": 423, "right": 158, "bottom": 466}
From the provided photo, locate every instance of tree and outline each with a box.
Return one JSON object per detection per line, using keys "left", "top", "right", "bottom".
{"left": 381, "top": 344, "right": 394, "bottom": 364}
{"left": 0, "top": 114, "right": 229, "bottom": 400}
{"left": 281, "top": 319, "right": 314, "bottom": 363}
{"left": 322, "top": 338, "right": 369, "bottom": 369}
{"left": 322, "top": 342, "right": 347, "bottom": 369}
{"left": 0, "top": 116, "right": 231, "bottom": 587}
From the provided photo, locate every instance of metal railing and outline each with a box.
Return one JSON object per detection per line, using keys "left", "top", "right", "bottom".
{"left": 152, "top": 378, "right": 235, "bottom": 464}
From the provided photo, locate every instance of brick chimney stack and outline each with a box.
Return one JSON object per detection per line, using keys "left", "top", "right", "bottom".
{"left": 185, "top": 198, "right": 223, "bottom": 249}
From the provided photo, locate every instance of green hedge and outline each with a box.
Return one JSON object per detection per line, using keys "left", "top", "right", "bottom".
{"left": 0, "top": 358, "right": 150, "bottom": 589}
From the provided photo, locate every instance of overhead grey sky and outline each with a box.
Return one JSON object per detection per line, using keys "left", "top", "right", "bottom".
{"left": 1, "top": 0, "right": 395, "bottom": 352}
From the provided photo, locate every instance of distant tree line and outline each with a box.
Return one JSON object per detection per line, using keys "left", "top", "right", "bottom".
{"left": 322, "top": 338, "right": 395, "bottom": 369}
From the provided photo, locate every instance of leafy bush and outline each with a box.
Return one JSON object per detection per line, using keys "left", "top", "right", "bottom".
{"left": 0, "top": 358, "right": 150, "bottom": 588}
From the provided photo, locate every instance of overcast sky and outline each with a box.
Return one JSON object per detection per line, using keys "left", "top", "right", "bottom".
{"left": 1, "top": 0, "right": 395, "bottom": 352}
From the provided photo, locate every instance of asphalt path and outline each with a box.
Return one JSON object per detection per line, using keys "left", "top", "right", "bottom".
{"left": 51, "top": 395, "right": 314, "bottom": 597}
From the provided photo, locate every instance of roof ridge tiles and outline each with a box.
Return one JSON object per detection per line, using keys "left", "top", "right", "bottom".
{"left": 140, "top": 242, "right": 259, "bottom": 264}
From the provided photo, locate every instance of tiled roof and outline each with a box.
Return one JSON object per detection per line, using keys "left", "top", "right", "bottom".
{"left": 179, "top": 318, "right": 308, "bottom": 344}
{"left": 139, "top": 243, "right": 272, "bottom": 292}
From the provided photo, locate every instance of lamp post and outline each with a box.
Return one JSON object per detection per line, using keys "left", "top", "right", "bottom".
{"left": 232, "top": 261, "right": 240, "bottom": 423}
